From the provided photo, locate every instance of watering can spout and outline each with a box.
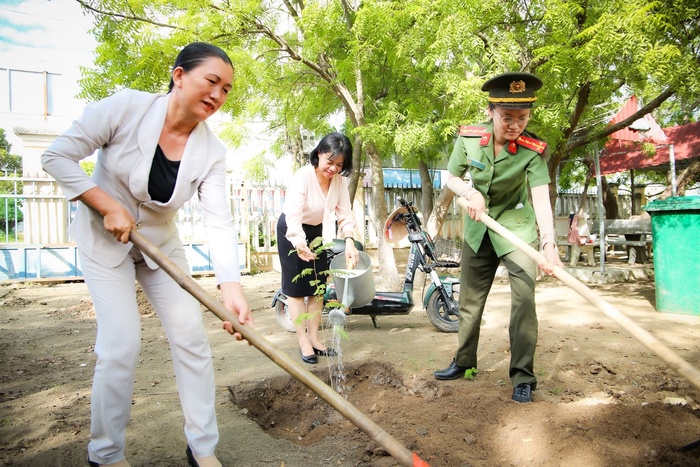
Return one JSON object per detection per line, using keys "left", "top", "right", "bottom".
{"left": 328, "top": 276, "right": 352, "bottom": 326}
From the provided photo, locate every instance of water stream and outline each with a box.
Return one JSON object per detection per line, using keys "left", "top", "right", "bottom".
{"left": 325, "top": 267, "right": 369, "bottom": 394}
{"left": 327, "top": 322, "right": 347, "bottom": 395}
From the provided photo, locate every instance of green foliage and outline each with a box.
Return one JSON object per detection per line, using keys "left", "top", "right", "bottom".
{"left": 288, "top": 236, "right": 337, "bottom": 326}
{"left": 641, "top": 142, "right": 657, "bottom": 158}
{"left": 291, "top": 236, "right": 332, "bottom": 292}
{"left": 0, "top": 129, "right": 22, "bottom": 176}
{"left": 80, "top": 160, "right": 96, "bottom": 177}
{"left": 331, "top": 321, "right": 349, "bottom": 340}
{"left": 250, "top": 222, "right": 275, "bottom": 248}
{"left": 0, "top": 195, "right": 23, "bottom": 238}
{"left": 241, "top": 151, "right": 270, "bottom": 184}
{"left": 464, "top": 367, "right": 478, "bottom": 380}
{"left": 0, "top": 130, "right": 23, "bottom": 233}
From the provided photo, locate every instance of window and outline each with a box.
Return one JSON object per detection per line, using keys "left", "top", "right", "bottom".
{"left": 0, "top": 68, "right": 63, "bottom": 116}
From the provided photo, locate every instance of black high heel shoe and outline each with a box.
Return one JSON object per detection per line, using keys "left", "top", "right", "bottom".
{"left": 186, "top": 446, "right": 222, "bottom": 467}
{"left": 88, "top": 459, "right": 130, "bottom": 467}
{"left": 186, "top": 446, "right": 197, "bottom": 467}
{"left": 300, "top": 349, "right": 318, "bottom": 364}
{"left": 312, "top": 347, "right": 337, "bottom": 357}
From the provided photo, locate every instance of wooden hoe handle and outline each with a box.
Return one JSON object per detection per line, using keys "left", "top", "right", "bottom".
{"left": 128, "top": 229, "right": 429, "bottom": 467}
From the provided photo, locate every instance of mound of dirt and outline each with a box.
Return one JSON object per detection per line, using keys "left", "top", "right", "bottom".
{"left": 229, "top": 360, "right": 700, "bottom": 466}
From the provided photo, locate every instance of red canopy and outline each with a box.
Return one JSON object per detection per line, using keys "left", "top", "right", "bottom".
{"left": 598, "top": 96, "right": 700, "bottom": 175}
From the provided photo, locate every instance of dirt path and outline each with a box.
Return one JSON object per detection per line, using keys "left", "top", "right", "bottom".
{"left": 2, "top": 271, "right": 700, "bottom": 466}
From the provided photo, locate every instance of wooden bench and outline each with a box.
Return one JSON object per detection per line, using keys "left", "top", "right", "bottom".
{"left": 555, "top": 216, "right": 598, "bottom": 266}
{"left": 591, "top": 218, "right": 653, "bottom": 265}
{"left": 555, "top": 216, "right": 575, "bottom": 261}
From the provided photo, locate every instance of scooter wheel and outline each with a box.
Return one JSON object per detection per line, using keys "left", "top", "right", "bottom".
{"left": 426, "top": 287, "right": 460, "bottom": 333}
{"left": 275, "top": 300, "right": 296, "bottom": 333}
{"left": 274, "top": 299, "right": 333, "bottom": 332}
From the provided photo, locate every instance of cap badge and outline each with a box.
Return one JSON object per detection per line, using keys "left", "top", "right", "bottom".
{"left": 509, "top": 80, "right": 526, "bottom": 94}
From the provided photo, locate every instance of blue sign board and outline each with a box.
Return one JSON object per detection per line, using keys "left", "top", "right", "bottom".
{"left": 381, "top": 168, "right": 442, "bottom": 188}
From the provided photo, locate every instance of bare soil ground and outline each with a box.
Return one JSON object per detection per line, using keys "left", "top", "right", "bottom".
{"left": 3, "top": 266, "right": 700, "bottom": 467}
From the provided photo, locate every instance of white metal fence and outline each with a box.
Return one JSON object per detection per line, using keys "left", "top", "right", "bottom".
{"left": 1, "top": 173, "right": 632, "bottom": 280}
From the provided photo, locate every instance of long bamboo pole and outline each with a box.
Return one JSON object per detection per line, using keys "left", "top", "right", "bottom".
{"left": 455, "top": 197, "right": 700, "bottom": 392}
{"left": 129, "top": 229, "right": 429, "bottom": 467}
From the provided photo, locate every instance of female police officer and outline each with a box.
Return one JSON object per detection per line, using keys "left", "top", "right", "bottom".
{"left": 434, "top": 72, "right": 562, "bottom": 403}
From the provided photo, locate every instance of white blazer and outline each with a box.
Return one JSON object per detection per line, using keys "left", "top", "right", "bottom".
{"left": 42, "top": 89, "right": 241, "bottom": 284}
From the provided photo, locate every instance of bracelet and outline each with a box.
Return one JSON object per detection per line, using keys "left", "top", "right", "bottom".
{"left": 344, "top": 236, "right": 354, "bottom": 242}
{"left": 540, "top": 232, "right": 555, "bottom": 246}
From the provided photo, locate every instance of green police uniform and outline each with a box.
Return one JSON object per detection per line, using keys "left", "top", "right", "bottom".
{"left": 446, "top": 121, "right": 550, "bottom": 389}
{"left": 448, "top": 122, "right": 550, "bottom": 254}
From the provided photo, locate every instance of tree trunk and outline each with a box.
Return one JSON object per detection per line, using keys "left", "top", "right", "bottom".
{"left": 347, "top": 135, "right": 363, "bottom": 202}
{"left": 418, "top": 161, "right": 434, "bottom": 221}
{"left": 659, "top": 159, "right": 700, "bottom": 200}
{"left": 288, "top": 130, "right": 305, "bottom": 172}
{"left": 577, "top": 170, "right": 592, "bottom": 215}
{"left": 549, "top": 182, "right": 558, "bottom": 213}
{"left": 365, "top": 144, "right": 400, "bottom": 289}
{"left": 601, "top": 176, "right": 621, "bottom": 219}
{"left": 425, "top": 186, "right": 456, "bottom": 239}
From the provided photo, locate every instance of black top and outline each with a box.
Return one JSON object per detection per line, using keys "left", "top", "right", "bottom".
{"left": 148, "top": 144, "right": 180, "bottom": 203}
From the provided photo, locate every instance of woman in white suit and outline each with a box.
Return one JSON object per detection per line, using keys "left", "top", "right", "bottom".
{"left": 41, "top": 42, "right": 252, "bottom": 467}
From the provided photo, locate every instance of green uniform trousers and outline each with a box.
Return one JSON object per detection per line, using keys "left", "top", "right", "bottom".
{"left": 455, "top": 234, "right": 539, "bottom": 388}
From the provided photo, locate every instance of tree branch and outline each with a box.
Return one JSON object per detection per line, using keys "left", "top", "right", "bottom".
{"left": 75, "top": 0, "right": 178, "bottom": 29}
{"left": 563, "top": 81, "right": 591, "bottom": 140}
{"left": 567, "top": 88, "right": 676, "bottom": 152}
{"left": 281, "top": 0, "right": 300, "bottom": 21}
{"left": 248, "top": 18, "right": 362, "bottom": 123}
{"left": 339, "top": 0, "right": 355, "bottom": 29}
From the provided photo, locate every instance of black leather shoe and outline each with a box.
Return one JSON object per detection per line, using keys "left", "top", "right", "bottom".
{"left": 300, "top": 350, "right": 318, "bottom": 364}
{"left": 512, "top": 383, "right": 533, "bottom": 403}
{"left": 434, "top": 359, "right": 469, "bottom": 380}
{"left": 313, "top": 347, "right": 337, "bottom": 357}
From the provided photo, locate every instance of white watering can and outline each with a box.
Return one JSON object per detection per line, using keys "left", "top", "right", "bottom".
{"left": 327, "top": 251, "right": 375, "bottom": 324}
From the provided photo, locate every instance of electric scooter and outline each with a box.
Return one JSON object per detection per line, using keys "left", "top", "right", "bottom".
{"left": 271, "top": 198, "right": 461, "bottom": 332}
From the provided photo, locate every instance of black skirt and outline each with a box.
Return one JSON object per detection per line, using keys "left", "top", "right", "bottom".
{"left": 277, "top": 213, "right": 330, "bottom": 298}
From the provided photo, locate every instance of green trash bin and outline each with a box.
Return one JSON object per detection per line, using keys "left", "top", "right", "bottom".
{"left": 644, "top": 196, "right": 700, "bottom": 315}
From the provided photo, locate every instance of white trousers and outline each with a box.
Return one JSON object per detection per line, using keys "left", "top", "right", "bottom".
{"left": 81, "top": 246, "right": 218, "bottom": 465}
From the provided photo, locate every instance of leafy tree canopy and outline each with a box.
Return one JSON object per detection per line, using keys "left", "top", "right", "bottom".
{"left": 75, "top": 0, "right": 700, "bottom": 277}
{"left": 77, "top": 0, "right": 699, "bottom": 178}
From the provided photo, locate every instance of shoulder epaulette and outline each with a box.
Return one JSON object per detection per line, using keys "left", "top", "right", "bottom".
{"left": 459, "top": 125, "right": 490, "bottom": 137}
{"left": 515, "top": 135, "right": 547, "bottom": 154}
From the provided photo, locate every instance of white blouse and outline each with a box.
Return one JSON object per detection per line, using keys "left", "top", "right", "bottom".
{"left": 282, "top": 164, "right": 355, "bottom": 248}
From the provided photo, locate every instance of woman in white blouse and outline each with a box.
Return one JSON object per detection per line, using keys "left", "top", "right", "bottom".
{"left": 277, "top": 132, "right": 359, "bottom": 364}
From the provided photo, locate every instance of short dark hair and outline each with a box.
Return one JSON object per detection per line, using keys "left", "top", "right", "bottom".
{"left": 168, "top": 42, "right": 233, "bottom": 92}
{"left": 309, "top": 132, "right": 353, "bottom": 176}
